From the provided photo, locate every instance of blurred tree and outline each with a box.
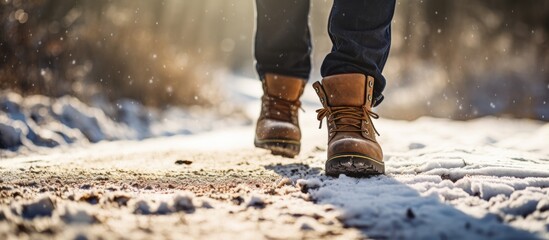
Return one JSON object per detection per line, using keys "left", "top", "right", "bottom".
{"left": 1, "top": 0, "right": 547, "bottom": 120}
{"left": 381, "top": 0, "right": 549, "bottom": 120}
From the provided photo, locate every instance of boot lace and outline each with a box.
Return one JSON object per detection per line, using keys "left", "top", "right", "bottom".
{"left": 262, "top": 95, "right": 302, "bottom": 122}
{"left": 316, "top": 106, "right": 379, "bottom": 135}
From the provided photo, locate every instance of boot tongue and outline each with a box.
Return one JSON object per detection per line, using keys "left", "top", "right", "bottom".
{"left": 322, "top": 74, "right": 366, "bottom": 107}
{"left": 264, "top": 74, "right": 304, "bottom": 101}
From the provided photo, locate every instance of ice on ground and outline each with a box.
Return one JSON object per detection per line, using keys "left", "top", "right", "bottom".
{"left": 308, "top": 174, "right": 548, "bottom": 239}
{"left": 300, "top": 115, "right": 549, "bottom": 239}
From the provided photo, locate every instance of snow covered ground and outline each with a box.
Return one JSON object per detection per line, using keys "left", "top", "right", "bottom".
{"left": 1, "top": 76, "right": 548, "bottom": 239}
{"left": 0, "top": 90, "right": 249, "bottom": 155}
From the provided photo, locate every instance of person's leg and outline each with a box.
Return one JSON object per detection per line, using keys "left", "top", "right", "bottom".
{"left": 254, "top": 0, "right": 310, "bottom": 157}
{"left": 321, "top": 0, "right": 395, "bottom": 106}
{"left": 255, "top": 0, "right": 312, "bottom": 80}
{"left": 314, "top": 0, "right": 395, "bottom": 177}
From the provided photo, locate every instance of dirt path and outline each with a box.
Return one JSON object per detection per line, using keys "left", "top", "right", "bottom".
{"left": 1, "top": 117, "right": 548, "bottom": 239}
{"left": 0, "top": 124, "right": 367, "bottom": 239}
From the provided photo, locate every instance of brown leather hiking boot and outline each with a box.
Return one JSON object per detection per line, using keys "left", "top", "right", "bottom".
{"left": 254, "top": 73, "right": 305, "bottom": 157}
{"left": 313, "top": 73, "right": 384, "bottom": 177}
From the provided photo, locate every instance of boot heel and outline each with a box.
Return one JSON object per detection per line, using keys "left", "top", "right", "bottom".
{"left": 254, "top": 139, "right": 300, "bottom": 158}
{"left": 325, "top": 153, "right": 384, "bottom": 177}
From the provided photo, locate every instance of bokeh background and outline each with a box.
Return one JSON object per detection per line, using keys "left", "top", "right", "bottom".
{"left": 1, "top": 0, "right": 548, "bottom": 120}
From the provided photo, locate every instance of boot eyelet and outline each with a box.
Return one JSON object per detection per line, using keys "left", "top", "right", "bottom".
{"left": 369, "top": 81, "right": 374, "bottom": 87}
{"left": 368, "top": 95, "right": 372, "bottom": 101}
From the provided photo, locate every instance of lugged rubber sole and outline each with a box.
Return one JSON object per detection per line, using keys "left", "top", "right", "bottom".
{"left": 325, "top": 153, "right": 384, "bottom": 177}
{"left": 254, "top": 138, "right": 300, "bottom": 158}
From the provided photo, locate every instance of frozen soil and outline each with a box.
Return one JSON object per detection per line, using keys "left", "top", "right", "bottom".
{"left": 0, "top": 138, "right": 360, "bottom": 239}
{"left": 1, "top": 114, "right": 549, "bottom": 239}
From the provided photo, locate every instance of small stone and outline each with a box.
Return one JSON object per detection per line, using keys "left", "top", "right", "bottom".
{"left": 112, "top": 195, "right": 131, "bottom": 207}
{"left": 133, "top": 200, "right": 151, "bottom": 215}
{"left": 94, "top": 175, "right": 109, "bottom": 181}
{"left": 406, "top": 208, "right": 415, "bottom": 219}
{"left": 26, "top": 181, "right": 38, "bottom": 187}
{"left": 300, "top": 222, "right": 315, "bottom": 231}
{"left": 276, "top": 178, "right": 292, "bottom": 188}
{"left": 175, "top": 160, "right": 193, "bottom": 165}
{"left": 155, "top": 202, "right": 172, "bottom": 215}
{"left": 74, "top": 233, "right": 89, "bottom": 240}
{"left": 296, "top": 179, "right": 321, "bottom": 193}
{"left": 201, "top": 200, "right": 213, "bottom": 209}
{"left": 408, "top": 143, "right": 426, "bottom": 150}
{"left": 173, "top": 194, "right": 195, "bottom": 213}
{"left": 314, "top": 146, "right": 326, "bottom": 152}
{"left": 21, "top": 196, "right": 55, "bottom": 219}
{"left": 79, "top": 193, "right": 100, "bottom": 205}
{"left": 231, "top": 196, "right": 244, "bottom": 205}
{"left": 12, "top": 191, "right": 22, "bottom": 198}
{"left": 60, "top": 207, "right": 98, "bottom": 224}
{"left": 247, "top": 196, "right": 266, "bottom": 209}
{"left": 296, "top": 217, "right": 320, "bottom": 231}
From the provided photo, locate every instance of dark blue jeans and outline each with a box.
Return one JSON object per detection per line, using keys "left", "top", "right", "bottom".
{"left": 255, "top": 0, "right": 395, "bottom": 106}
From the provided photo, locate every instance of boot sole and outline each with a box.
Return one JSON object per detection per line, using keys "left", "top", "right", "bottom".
{"left": 325, "top": 153, "right": 384, "bottom": 177}
{"left": 254, "top": 139, "right": 300, "bottom": 158}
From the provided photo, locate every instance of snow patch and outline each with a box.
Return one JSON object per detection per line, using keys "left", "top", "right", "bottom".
{"left": 471, "top": 182, "right": 515, "bottom": 200}
{"left": 0, "top": 91, "right": 248, "bottom": 153}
